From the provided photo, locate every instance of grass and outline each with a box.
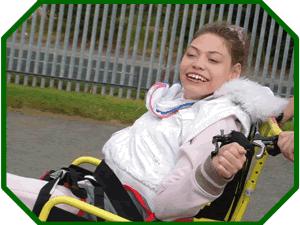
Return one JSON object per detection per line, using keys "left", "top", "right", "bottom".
{"left": 7, "top": 84, "right": 147, "bottom": 125}
{"left": 281, "top": 120, "right": 294, "bottom": 131}
{"left": 6, "top": 83, "right": 294, "bottom": 131}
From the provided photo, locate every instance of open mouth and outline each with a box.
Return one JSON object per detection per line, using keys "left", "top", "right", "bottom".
{"left": 186, "top": 73, "right": 209, "bottom": 82}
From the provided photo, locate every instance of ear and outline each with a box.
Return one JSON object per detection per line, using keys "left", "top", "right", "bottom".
{"left": 230, "top": 63, "right": 241, "bottom": 79}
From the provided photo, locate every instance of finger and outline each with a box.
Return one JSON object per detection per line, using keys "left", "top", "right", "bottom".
{"left": 279, "top": 131, "right": 294, "bottom": 142}
{"left": 282, "top": 141, "right": 293, "bottom": 154}
{"left": 290, "top": 152, "right": 294, "bottom": 162}
{"left": 282, "top": 151, "right": 289, "bottom": 160}
{"left": 278, "top": 136, "right": 287, "bottom": 150}
{"left": 279, "top": 131, "right": 292, "bottom": 138}
{"left": 283, "top": 150, "right": 294, "bottom": 162}
{"left": 221, "top": 146, "right": 246, "bottom": 162}
{"left": 215, "top": 163, "right": 232, "bottom": 179}
{"left": 220, "top": 143, "right": 246, "bottom": 158}
{"left": 281, "top": 143, "right": 294, "bottom": 162}
{"left": 287, "top": 150, "right": 294, "bottom": 162}
{"left": 231, "top": 142, "right": 247, "bottom": 155}
{"left": 225, "top": 151, "right": 246, "bottom": 169}
{"left": 218, "top": 155, "right": 236, "bottom": 172}
{"left": 279, "top": 132, "right": 287, "bottom": 139}
{"left": 218, "top": 154, "right": 245, "bottom": 174}
{"left": 286, "top": 143, "right": 294, "bottom": 160}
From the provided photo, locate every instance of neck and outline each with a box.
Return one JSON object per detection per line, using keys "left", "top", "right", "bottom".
{"left": 183, "top": 93, "right": 213, "bottom": 101}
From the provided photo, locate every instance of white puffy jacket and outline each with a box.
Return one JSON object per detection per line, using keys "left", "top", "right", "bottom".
{"left": 101, "top": 78, "right": 288, "bottom": 208}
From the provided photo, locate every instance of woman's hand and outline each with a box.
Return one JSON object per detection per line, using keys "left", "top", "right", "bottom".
{"left": 278, "top": 131, "right": 294, "bottom": 162}
{"left": 212, "top": 142, "right": 247, "bottom": 179}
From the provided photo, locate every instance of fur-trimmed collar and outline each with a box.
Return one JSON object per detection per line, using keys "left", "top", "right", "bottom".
{"left": 213, "top": 78, "right": 288, "bottom": 122}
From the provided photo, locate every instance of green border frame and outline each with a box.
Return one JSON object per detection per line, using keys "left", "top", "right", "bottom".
{"left": 1, "top": 1, "right": 298, "bottom": 224}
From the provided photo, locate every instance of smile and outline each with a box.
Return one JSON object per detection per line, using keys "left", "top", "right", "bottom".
{"left": 186, "top": 73, "right": 209, "bottom": 82}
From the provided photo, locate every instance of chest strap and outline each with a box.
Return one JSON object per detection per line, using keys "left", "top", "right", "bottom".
{"left": 93, "top": 161, "right": 144, "bottom": 221}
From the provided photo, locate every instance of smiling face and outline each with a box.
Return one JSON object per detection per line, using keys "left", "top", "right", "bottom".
{"left": 180, "top": 33, "right": 241, "bottom": 100}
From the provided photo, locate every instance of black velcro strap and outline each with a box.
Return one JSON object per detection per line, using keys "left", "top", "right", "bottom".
{"left": 267, "top": 146, "right": 281, "bottom": 156}
{"left": 93, "top": 161, "right": 144, "bottom": 221}
{"left": 225, "top": 130, "right": 254, "bottom": 151}
{"left": 33, "top": 166, "right": 89, "bottom": 218}
{"left": 32, "top": 175, "right": 61, "bottom": 217}
{"left": 47, "top": 207, "right": 89, "bottom": 221}
{"left": 276, "top": 113, "right": 284, "bottom": 123}
{"left": 267, "top": 138, "right": 281, "bottom": 156}
{"left": 226, "top": 148, "right": 254, "bottom": 221}
{"left": 93, "top": 186, "right": 105, "bottom": 221}
{"left": 195, "top": 169, "right": 243, "bottom": 220}
{"left": 196, "top": 150, "right": 254, "bottom": 220}
{"left": 64, "top": 167, "right": 87, "bottom": 199}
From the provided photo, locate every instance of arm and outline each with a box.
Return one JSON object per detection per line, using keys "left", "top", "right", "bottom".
{"left": 152, "top": 117, "right": 246, "bottom": 220}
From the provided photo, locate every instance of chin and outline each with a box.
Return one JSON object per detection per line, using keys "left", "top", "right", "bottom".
{"left": 184, "top": 92, "right": 200, "bottom": 100}
{"left": 184, "top": 89, "right": 212, "bottom": 100}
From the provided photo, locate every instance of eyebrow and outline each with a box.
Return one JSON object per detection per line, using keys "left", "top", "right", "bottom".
{"left": 188, "top": 44, "right": 224, "bottom": 56}
{"left": 208, "top": 51, "right": 224, "bottom": 57}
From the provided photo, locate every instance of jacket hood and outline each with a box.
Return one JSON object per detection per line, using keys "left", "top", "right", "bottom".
{"left": 213, "top": 78, "right": 288, "bottom": 122}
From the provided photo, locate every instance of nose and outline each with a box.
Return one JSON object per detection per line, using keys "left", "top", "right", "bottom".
{"left": 191, "top": 56, "right": 205, "bottom": 70}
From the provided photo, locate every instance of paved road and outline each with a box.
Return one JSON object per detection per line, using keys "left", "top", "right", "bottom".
{"left": 6, "top": 110, "right": 294, "bottom": 221}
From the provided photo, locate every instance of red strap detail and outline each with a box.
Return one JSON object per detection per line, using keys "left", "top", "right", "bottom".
{"left": 63, "top": 183, "right": 70, "bottom": 188}
{"left": 145, "top": 213, "right": 156, "bottom": 222}
{"left": 123, "top": 185, "right": 194, "bottom": 222}
{"left": 39, "top": 171, "right": 51, "bottom": 180}
{"left": 123, "top": 185, "right": 156, "bottom": 221}
{"left": 76, "top": 198, "right": 87, "bottom": 217}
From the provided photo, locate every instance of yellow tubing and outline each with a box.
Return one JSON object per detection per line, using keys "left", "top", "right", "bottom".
{"left": 71, "top": 156, "right": 101, "bottom": 166}
{"left": 39, "top": 196, "right": 130, "bottom": 222}
{"left": 229, "top": 118, "right": 282, "bottom": 221}
{"left": 193, "top": 218, "right": 218, "bottom": 222}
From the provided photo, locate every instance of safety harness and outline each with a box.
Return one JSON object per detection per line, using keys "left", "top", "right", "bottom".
{"left": 33, "top": 161, "right": 150, "bottom": 221}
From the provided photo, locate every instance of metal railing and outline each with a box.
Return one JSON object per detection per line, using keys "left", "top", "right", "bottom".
{"left": 6, "top": 4, "right": 294, "bottom": 99}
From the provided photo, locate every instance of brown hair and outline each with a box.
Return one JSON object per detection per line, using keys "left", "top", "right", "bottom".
{"left": 192, "top": 22, "right": 249, "bottom": 73}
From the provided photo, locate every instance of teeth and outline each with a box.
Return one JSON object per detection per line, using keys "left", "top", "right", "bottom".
{"left": 187, "top": 73, "right": 208, "bottom": 82}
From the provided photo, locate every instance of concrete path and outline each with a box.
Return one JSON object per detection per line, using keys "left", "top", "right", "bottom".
{"left": 6, "top": 109, "right": 294, "bottom": 221}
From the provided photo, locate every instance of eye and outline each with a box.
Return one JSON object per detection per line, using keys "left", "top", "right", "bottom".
{"left": 208, "top": 58, "right": 219, "bottom": 63}
{"left": 186, "top": 52, "right": 197, "bottom": 57}
{"left": 187, "top": 53, "right": 196, "bottom": 57}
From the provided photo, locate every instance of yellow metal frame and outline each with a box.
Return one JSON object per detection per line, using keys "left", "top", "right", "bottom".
{"left": 228, "top": 118, "right": 282, "bottom": 221}
{"left": 71, "top": 156, "right": 101, "bottom": 167}
{"left": 39, "top": 119, "right": 282, "bottom": 222}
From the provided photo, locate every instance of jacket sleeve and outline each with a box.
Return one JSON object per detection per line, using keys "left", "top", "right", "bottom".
{"left": 152, "top": 116, "right": 241, "bottom": 221}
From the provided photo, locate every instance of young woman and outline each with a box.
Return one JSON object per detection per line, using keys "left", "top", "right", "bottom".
{"left": 7, "top": 22, "right": 288, "bottom": 221}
